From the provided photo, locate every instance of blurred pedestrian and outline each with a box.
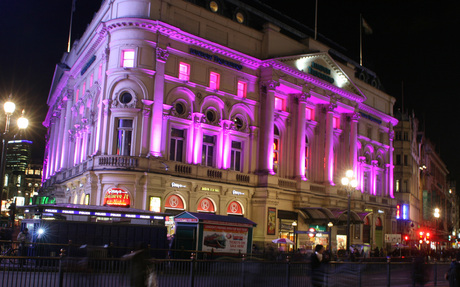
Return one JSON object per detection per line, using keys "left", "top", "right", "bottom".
{"left": 446, "top": 253, "right": 460, "bottom": 287}
{"left": 17, "top": 227, "right": 32, "bottom": 266}
{"left": 310, "top": 244, "right": 326, "bottom": 287}
{"left": 412, "top": 255, "right": 429, "bottom": 286}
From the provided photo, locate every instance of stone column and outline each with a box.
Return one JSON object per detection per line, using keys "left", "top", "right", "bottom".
{"left": 149, "top": 47, "right": 169, "bottom": 157}
{"left": 295, "top": 92, "right": 310, "bottom": 180}
{"left": 220, "top": 120, "right": 233, "bottom": 169}
{"left": 60, "top": 91, "right": 74, "bottom": 169}
{"left": 192, "top": 113, "right": 204, "bottom": 164}
{"left": 350, "top": 112, "right": 360, "bottom": 178}
{"left": 324, "top": 103, "right": 336, "bottom": 185}
{"left": 100, "top": 99, "right": 111, "bottom": 155}
{"left": 259, "top": 80, "right": 278, "bottom": 174}
{"left": 388, "top": 126, "right": 395, "bottom": 198}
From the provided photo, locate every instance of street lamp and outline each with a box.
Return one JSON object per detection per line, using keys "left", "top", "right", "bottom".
{"left": 434, "top": 207, "right": 440, "bottom": 252}
{"left": 292, "top": 221, "right": 297, "bottom": 251}
{"left": 328, "top": 221, "right": 334, "bottom": 255}
{"left": 0, "top": 96, "right": 28, "bottom": 227}
{"left": 341, "top": 169, "right": 358, "bottom": 254}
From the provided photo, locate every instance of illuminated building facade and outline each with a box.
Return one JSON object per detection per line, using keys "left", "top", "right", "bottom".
{"left": 42, "top": 0, "right": 398, "bottom": 251}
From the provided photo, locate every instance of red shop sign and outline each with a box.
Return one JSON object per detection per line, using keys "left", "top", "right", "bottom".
{"left": 103, "top": 188, "right": 130, "bottom": 207}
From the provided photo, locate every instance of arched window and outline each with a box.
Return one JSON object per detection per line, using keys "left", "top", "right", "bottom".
{"left": 305, "top": 136, "right": 310, "bottom": 178}
{"left": 273, "top": 125, "right": 280, "bottom": 174}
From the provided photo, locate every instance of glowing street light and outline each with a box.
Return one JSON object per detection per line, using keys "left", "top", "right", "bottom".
{"left": 434, "top": 208, "right": 440, "bottom": 252}
{"left": 0, "top": 96, "right": 29, "bottom": 230}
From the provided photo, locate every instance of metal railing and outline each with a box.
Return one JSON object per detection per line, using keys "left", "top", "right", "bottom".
{"left": 0, "top": 242, "right": 454, "bottom": 287}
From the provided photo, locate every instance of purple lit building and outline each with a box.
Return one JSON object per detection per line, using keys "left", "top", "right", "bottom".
{"left": 42, "top": 0, "right": 398, "bottom": 251}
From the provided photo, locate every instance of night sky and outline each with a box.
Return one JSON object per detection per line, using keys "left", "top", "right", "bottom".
{"left": 1, "top": 0, "right": 459, "bottom": 183}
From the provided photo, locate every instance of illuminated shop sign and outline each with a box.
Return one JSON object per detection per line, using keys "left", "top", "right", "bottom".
{"left": 40, "top": 208, "right": 164, "bottom": 220}
{"left": 232, "top": 190, "right": 245, "bottom": 195}
{"left": 396, "top": 204, "right": 409, "bottom": 220}
{"left": 103, "top": 188, "right": 130, "bottom": 207}
{"left": 201, "top": 187, "right": 220, "bottom": 192}
{"left": 190, "top": 48, "right": 243, "bottom": 70}
{"left": 359, "top": 112, "right": 382, "bottom": 125}
{"left": 171, "top": 182, "right": 187, "bottom": 188}
{"left": 308, "top": 62, "right": 334, "bottom": 84}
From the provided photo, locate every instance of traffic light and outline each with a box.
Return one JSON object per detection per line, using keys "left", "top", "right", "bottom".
{"left": 404, "top": 235, "right": 409, "bottom": 241}
{"left": 419, "top": 231, "right": 424, "bottom": 240}
{"left": 426, "top": 232, "right": 430, "bottom": 241}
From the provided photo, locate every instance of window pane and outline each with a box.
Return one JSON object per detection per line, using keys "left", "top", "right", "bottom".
{"left": 122, "top": 50, "right": 135, "bottom": 67}
{"left": 176, "top": 140, "right": 183, "bottom": 162}
{"left": 169, "top": 140, "right": 176, "bottom": 161}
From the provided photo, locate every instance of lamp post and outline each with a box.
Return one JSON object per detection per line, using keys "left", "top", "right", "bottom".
{"left": 292, "top": 221, "right": 297, "bottom": 251}
{"left": 434, "top": 208, "right": 440, "bottom": 252}
{"left": 341, "top": 169, "right": 358, "bottom": 254}
{"left": 328, "top": 221, "right": 334, "bottom": 255}
{"left": 0, "top": 96, "right": 28, "bottom": 228}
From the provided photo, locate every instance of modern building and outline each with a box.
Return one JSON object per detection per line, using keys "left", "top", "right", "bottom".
{"left": 41, "top": 0, "right": 399, "bottom": 252}
{"left": 3, "top": 139, "right": 32, "bottom": 205}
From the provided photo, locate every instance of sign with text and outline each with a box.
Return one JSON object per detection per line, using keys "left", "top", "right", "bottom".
{"left": 103, "top": 188, "right": 130, "bottom": 207}
{"left": 202, "top": 224, "right": 248, "bottom": 253}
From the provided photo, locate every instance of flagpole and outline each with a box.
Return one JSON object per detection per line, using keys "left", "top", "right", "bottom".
{"left": 359, "top": 14, "right": 363, "bottom": 66}
{"left": 314, "top": 0, "right": 318, "bottom": 40}
{"left": 67, "top": 0, "right": 76, "bottom": 53}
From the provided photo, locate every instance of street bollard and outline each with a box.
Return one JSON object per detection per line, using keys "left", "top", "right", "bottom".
{"left": 434, "top": 259, "right": 437, "bottom": 286}
{"left": 189, "top": 253, "right": 196, "bottom": 287}
{"left": 286, "top": 256, "right": 290, "bottom": 287}
{"left": 386, "top": 257, "right": 391, "bottom": 287}
{"left": 241, "top": 254, "right": 246, "bottom": 287}
{"left": 59, "top": 248, "right": 66, "bottom": 287}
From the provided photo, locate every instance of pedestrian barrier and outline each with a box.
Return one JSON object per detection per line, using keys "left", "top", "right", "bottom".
{"left": 0, "top": 245, "right": 455, "bottom": 287}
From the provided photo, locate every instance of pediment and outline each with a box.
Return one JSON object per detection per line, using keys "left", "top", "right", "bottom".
{"left": 275, "top": 52, "right": 365, "bottom": 98}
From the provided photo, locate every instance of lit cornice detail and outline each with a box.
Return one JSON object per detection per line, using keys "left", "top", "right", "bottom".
{"left": 104, "top": 19, "right": 261, "bottom": 70}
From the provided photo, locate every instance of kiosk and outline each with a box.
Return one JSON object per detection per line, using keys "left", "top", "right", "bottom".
{"left": 19, "top": 204, "right": 168, "bottom": 258}
{"left": 173, "top": 212, "right": 256, "bottom": 258}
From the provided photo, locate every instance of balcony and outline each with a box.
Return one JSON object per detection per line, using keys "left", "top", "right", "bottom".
{"left": 43, "top": 156, "right": 258, "bottom": 188}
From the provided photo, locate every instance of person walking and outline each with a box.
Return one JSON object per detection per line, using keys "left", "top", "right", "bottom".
{"left": 310, "top": 244, "right": 326, "bottom": 287}
{"left": 17, "top": 228, "right": 32, "bottom": 266}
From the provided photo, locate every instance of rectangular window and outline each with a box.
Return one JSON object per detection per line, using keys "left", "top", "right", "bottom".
{"left": 274, "top": 97, "right": 284, "bottom": 111}
{"left": 179, "top": 62, "right": 190, "bottom": 81}
{"left": 202, "top": 135, "right": 215, "bottom": 166}
{"left": 333, "top": 117, "right": 340, "bottom": 129}
{"left": 76, "top": 89, "right": 80, "bottom": 102}
{"left": 395, "top": 179, "right": 400, "bottom": 192}
{"left": 90, "top": 73, "right": 94, "bottom": 87}
{"left": 116, "top": 119, "right": 133, "bottom": 156}
{"left": 237, "top": 81, "right": 247, "bottom": 98}
{"left": 306, "top": 107, "right": 314, "bottom": 120}
{"left": 404, "top": 155, "right": 408, "bottom": 166}
{"left": 396, "top": 154, "right": 401, "bottom": 165}
{"left": 209, "top": 72, "right": 220, "bottom": 90}
{"left": 82, "top": 82, "right": 86, "bottom": 95}
{"left": 121, "top": 49, "right": 135, "bottom": 68}
{"left": 84, "top": 194, "right": 90, "bottom": 205}
{"left": 169, "top": 128, "right": 185, "bottom": 162}
{"left": 230, "top": 141, "right": 242, "bottom": 171}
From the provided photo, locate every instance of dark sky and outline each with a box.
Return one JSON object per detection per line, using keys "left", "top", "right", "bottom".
{"left": 1, "top": 0, "right": 459, "bottom": 182}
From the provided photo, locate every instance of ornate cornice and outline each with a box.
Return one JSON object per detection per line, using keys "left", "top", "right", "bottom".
{"left": 104, "top": 19, "right": 261, "bottom": 69}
